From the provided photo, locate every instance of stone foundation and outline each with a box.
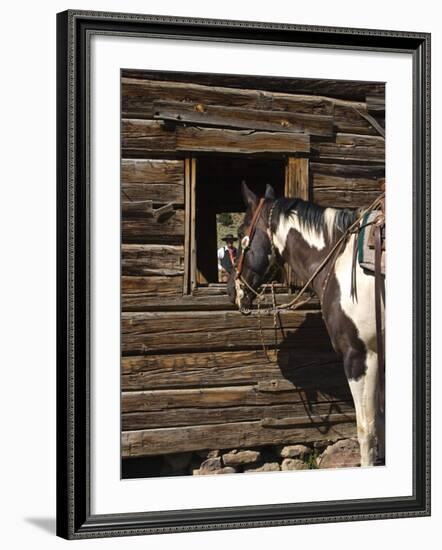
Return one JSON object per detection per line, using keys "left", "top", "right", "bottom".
{"left": 145, "top": 439, "right": 361, "bottom": 477}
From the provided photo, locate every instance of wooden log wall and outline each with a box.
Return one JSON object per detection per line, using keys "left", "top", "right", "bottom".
{"left": 121, "top": 71, "right": 385, "bottom": 459}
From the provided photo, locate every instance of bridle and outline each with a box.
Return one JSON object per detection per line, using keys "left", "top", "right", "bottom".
{"left": 234, "top": 193, "right": 386, "bottom": 313}
{"left": 232, "top": 192, "right": 385, "bottom": 365}
{"left": 235, "top": 197, "right": 266, "bottom": 280}
{"left": 234, "top": 198, "right": 280, "bottom": 311}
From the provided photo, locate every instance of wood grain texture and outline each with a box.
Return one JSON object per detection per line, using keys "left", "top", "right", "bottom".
{"left": 121, "top": 310, "right": 333, "bottom": 354}
{"left": 122, "top": 77, "right": 334, "bottom": 118}
{"left": 312, "top": 174, "right": 383, "bottom": 190}
{"left": 122, "top": 383, "right": 350, "bottom": 413}
{"left": 122, "top": 183, "right": 184, "bottom": 206}
{"left": 123, "top": 118, "right": 310, "bottom": 156}
{"left": 122, "top": 71, "right": 384, "bottom": 101}
{"left": 122, "top": 276, "right": 183, "bottom": 298}
{"left": 122, "top": 401, "right": 355, "bottom": 430}
{"left": 122, "top": 119, "right": 177, "bottom": 157}
{"left": 287, "top": 157, "right": 309, "bottom": 199}
{"left": 122, "top": 159, "right": 184, "bottom": 206}
{"left": 122, "top": 244, "right": 184, "bottom": 277}
{"left": 333, "top": 103, "right": 379, "bottom": 135}
{"left": 122, "top": 209, "right": 184, "bottom": 244}
{"left": 176, "top": 126, "right": 309, "bottom": 154}
{"left": 122, "top": 78, "right": 383, "bottom": 136}
{"left": 285, "top": 157, "right": 310, "bottom": 286}
{"left": 366, "top": 94, "right": 385, "bottom": 114}
{"left": 153, "top": 100, "right": 333, "bottom": 136}
{"left": 310, "top": 162, "right": 385, "bottom": 178}
{"left": 121, "top": 292, "right": 321, "bottom": 312}
{"left": 312, "top": 133, "right": 385, "bottom": 163}
{"left": 121, "top": 349, "right": 341, "bottom": 388}
{"left": 313, "top": 189, "right": 382, "bottom": 208}
{"left": 121, "top": 159, "right": 184, "bottom": 183}
{"left": 311, "top": 173, "right": 384, "bottom": 208}
{"left": 122, "top": 415, "right": 356, "bottom": 456}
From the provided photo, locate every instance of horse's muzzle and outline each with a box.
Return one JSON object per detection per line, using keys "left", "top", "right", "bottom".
{"left": 234, "top": 278, "right": 254, "bottom": 315}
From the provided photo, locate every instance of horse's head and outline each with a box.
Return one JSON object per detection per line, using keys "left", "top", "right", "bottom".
{"left": 227, "top": 182, "right": 277, "bottom": 314}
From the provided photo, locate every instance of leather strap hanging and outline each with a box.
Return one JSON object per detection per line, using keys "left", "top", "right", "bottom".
{"left": 235, "top": 198, "right": 266, "bottom": 278}
{"left": 374, "top": 223, "right": 385, "bottom": 413}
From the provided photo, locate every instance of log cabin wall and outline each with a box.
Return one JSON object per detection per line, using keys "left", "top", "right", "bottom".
{"left": 121, "top": 70, "right": 385, "bottom": 462}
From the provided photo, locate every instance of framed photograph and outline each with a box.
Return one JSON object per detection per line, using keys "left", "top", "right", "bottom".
{"left": 56, "top": 10, "right": 431, "bottom": 539}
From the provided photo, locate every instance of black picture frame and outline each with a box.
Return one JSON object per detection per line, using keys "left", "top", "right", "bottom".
{"left": 56, "top": 9, "right": 431, "bottom": 540}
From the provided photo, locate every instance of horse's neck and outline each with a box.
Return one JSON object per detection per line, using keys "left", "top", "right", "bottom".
{"left": 273, "top": 214, "right": 338, "bottom": 298}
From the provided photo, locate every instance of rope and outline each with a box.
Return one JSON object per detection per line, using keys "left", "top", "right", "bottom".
{"left": 237, "top": 192, "right": 385, "bottom": 362}
{"left": 239, "top": 192, "right": 384, "bottom": 311}
{"left": 274, "top": 192, "right": 385, "bottom": 311}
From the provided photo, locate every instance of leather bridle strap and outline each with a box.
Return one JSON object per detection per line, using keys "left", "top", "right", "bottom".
{"left": 235, "top": 198, "right": 266, "bottom": 279}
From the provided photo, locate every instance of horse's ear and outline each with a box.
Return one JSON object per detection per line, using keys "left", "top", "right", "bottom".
{"left": 265, "top": 184, "right": 275, "bottom": 200}
{"left": 241, "top": 181, "right": 258, "bottom": 210}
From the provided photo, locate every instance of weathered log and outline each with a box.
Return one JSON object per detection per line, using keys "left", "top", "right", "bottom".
{"left": 122, "top": 400, "right": 355, "bottom": 430}
{"left": 175, "top": 125, "right": 309, "bottom": 154}
{"left": 313, "top": 189, "right": 382, "bottom": 208}
{"left": 312, "top": 173, "right": 383, "bottom": 192}
{"left": 153, "top": 100, "right": 334, "bottom": 136}
{"left": 122, "top": 159, "right": 184, "bottom": 206}
{"left": 122, "top": 78, "right": 384, "bottom": 137}
{"left": 333, "top": 103, "right": 381, "bottom": 135}
{"left": 366, "top": 94, "right": 385, "bottom": 114}
{"left": 122, "top": 244, "right": 184, "bottom": 277}
{"left": 122, "top": 209, "right": 184, "bottom": 244}
{"left": 122, "top": 119, "right": 177, "bottom": 157}
{"left": 122, "top": 159, "right": 184, "bottom": 184}
{"left": 122, "top": 414, "right": 356, "bottom": 456}
{"left": 312, "top": 133, "right": 384, "bottom": 163}
{"left": 122, "top": 276, "right": 183, "bottom": 298}
{"left": 122, "top": 291, "right": 321, "bottom": 312}
{"left": 310, "top": 162, "right": 385, "bottom": 179}
{"left": 122, "top": 77, "right": 334, "bottom": 118}
{"left": 121, "top": 200, "right": 176, "bottom": 219}
{"left": 122, "top": 183, "right": 184, "bottom": 207}
{"left": 122, "top": 119, "right": 310, "bottom": 156}
{"left": 122, "top": 70, "right": 384, "bottom": 102}
{"left": 122, "top": 349, "right": 342, "bottom": 389}
{"left": 121, "top": 200, "right": 155, "bottom": 218}
{"left": 122, "top": 382, "right": 351, "bottom": 413}
{"left": 121, "top": 310, "right": 333, "bottom": 354}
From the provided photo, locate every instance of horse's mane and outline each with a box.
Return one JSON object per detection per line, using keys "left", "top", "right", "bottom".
{"left": 270, "top": 197, "right": 357, "bottom": 240}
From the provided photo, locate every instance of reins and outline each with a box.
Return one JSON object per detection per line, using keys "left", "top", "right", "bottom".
{"left": 235, "top": 197, "right": 266, "bottom": 279}
{"left": 238, "top": 192, "right": 385, "bottom": 311}
{"left": 276, "top": 192, "right": 385, "bottom": 310}
{"left": 235, "top": 192, "right": 385, "bottom": 361}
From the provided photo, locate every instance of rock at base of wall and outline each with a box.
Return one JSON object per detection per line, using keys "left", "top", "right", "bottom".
{"left": 214, "top": 467, "right": 236, "bottom": 474}
{"left": 281, "top": 458, "right": 309, "bottom": 471}
{"left": 244, "top": 462, "right": 280, "bottom": 473}
{"left": 207, "top": 449, "right": 221, "bottom": 459}
{"left": 222, "top": 449, "right": 261, "bottom": 466}
{"left": 193, "top": 465, "right": 237, "bottom": 475}
{"left": 278, "top": 445, "right": 311, "bottom": 460}
{"left": 318, "top": 439, "right": 361, "bottom": 469}
{"left": 197, "top": 457, "right": 222, "bottom": 473}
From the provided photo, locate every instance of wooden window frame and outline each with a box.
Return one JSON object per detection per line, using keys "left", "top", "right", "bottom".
{"left": 184, "top": 155, "right": 310, "bottom": 296}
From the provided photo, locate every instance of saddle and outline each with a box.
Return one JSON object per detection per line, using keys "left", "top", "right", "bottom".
{"left": 358, "top": 209, "right": 385, "bottom": 275}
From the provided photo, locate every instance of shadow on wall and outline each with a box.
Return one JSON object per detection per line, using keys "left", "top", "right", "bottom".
{"left": 275, "top": 311, "right": 352, "bottom": 428}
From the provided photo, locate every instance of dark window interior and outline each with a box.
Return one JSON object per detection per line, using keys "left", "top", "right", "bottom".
{"left": 195, "top": 156, "right": 286, "bottom": 285}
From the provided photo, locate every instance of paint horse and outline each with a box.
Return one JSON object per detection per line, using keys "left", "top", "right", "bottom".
{"left": 227, "top": 182, "right": 385, "bottom": 467}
